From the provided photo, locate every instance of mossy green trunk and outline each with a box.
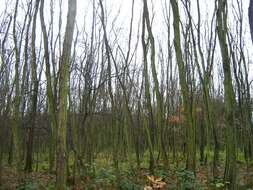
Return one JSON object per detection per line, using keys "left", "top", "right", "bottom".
{"left": 40, "top": 0, "right": 58, "bottom": 173}
{"left": 217, "top": 0, "right": 237, "bottom": 189}
{"left": 143, "top": 0, "right": 168, "bottom": 169}
{"left": 56, "top": 0, "right": 76, "bottom": 189}
{"left": 12, "top": 0, "right": 22, "bottom": 166}
{"left": 141, "top": 7, "right": 155, "bottom": 173}
{"left": 170, "top": 0, "right": 196, "bottom": 172}
{"left": 25, "top": 0, "right": 40, "bottom": 172}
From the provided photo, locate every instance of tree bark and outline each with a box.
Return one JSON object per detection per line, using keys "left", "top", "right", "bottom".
{"left": 217, "top": 0, "right": 237, "bottom": 189}
{"left": 143, "top": 0, "right": 168, "bottom": 169}
{"left": 40, "top": 0, "right": 58, "bottom": 173}
{"left": 12, "top": 0, "right": 22, "bottom": 166}
{"left": 56, "top": 0, "right": 76, "bottom": 188}
{"left": 170, "top": 0, "right": 196, "bottom": 172}
{"left": 141, "top": 5, "right": 155, "bottom": 173}
{"left": 25, "top": 0, "right": 40, "bottom": 172}
{"left": 249, "top": 0, "right": 253, "bottom": 44}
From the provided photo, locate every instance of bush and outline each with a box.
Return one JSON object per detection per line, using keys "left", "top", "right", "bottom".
{"left": 118, "top": 179, "right": 143, "bottom": 190}
{"left": 16, "top": 180, "right": 39, "bottom": 190}
{"left": 176, "top": 167, "right": 203, "bottom": 190}
{"left": 210, "top": 178, "right": 232, "bottom": 189}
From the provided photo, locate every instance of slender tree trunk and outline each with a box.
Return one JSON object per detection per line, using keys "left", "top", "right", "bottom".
{"left": 0, "top": 120, "right": 3, "bottom": 185}
{"left": 8, "top": 134, "right": 13, "bottom": 166}
{"left": 170, "top": 0, "right": 196, "bottom": 172}
{"left": 217, "top": 0, "right": 237, "bottom": 188}
{"left": 141, "top": 9, "right": 155, "bottom": 173}
{"left": 0, "top": 14, "right": 12, "bottom": 184}
{"left": 56, "top": 0, "right": 76, "bottom": 188}
{"left": 143, "top": 0, "right": 168, "bottom": 169}
{"left": 249, "top": 0, "right": 253, "bottom": 44}
{"left": 40, "top": 0, "right": 58, "bottom": 173}
{"left": 199, "top": 122, "right": 205, "bottom": 163}
{"left": 25, "top": 0, "right": 40, "bottom": 172}
{"left": 12, "top": 0, "right": 22, "bottom": 167}
{"left": 99, "top": 0, "right": 119, "bottom": 172}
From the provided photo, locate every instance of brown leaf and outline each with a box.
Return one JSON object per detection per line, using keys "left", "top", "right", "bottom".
{"left": 146, "top": 176, "right": 167, "bottom": 190}
{"left": 144, "top": 186, "right": 153, "bottom": 190}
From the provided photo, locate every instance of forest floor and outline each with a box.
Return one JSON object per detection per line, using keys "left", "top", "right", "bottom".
{"left": 0, "top": 154, "right": 253, "bottom": 189}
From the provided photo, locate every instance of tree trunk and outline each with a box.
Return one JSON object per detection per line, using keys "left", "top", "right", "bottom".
{"left": 25, "top": 0, "right": 40, "bottom": 172}
{"left": 99, "top": 0, "right": 119, "bottom": 172}
{"left": 170, "top": 0, "right": 196, "bottom": 172}
{"left": 56, "top": 0, "right": 76, "bottom": 188}
{"left": 249, "top": 0, "right": 253, "bottom": 44}
{"left": 143, "top": 0, "right": 168, "bottom": 169}
{"left": 0, "top": 120, "right": 3, "bottom": 185}
{"left": 12, "top": 0, "right": 22, "bottom": 167}
{"left": 40, "top": 0, "right": 58, "bottom": 173}
{"left": 217, "top": 0, "right": 237, "bottom": 188}
{"left": 141, "top": 7, "right": 155, "bottom": 173}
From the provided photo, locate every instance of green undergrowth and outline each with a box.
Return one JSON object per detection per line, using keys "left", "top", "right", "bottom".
{"left": 0, "top": 150, "right": 253, "bottom": 189}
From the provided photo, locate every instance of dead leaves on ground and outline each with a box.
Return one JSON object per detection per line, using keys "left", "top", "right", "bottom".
{"left": 144, "top": 175, "right": 167, "bottom": 190}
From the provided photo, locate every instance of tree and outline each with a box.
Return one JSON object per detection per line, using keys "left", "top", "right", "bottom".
{"left": 183, "top": 0, "right": 219, "bottom": 176}
{"left": 142, "top": 0, "right": 168, "bottom": 169}
{"left": 141, "top": 8, "right": 155, "bottom": 173}
{"left": 249, "top": 0, "right": 253, "bottom": 44}
{"left": 56, "top": 0, "right": 76, "bottom": 188}
{"left": 40, "top": 0, "right": 58, "bottom": 172}
{"left": 98, "top": 0, "right": 120, "bottom": 172}
{"left": 170, "top": 0, "right": 196, "bottom": 172}
{"left": 216, "top": 0, "right": 237, "bottom": 188}
{"left": 0, "top": 13, "right": 12, "bottom": 184}
{"left": 25, "top": 0, "right": 40, "bottom": 172}
{"left": 11, "top": 0, "right": 33, "bottom": 166}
